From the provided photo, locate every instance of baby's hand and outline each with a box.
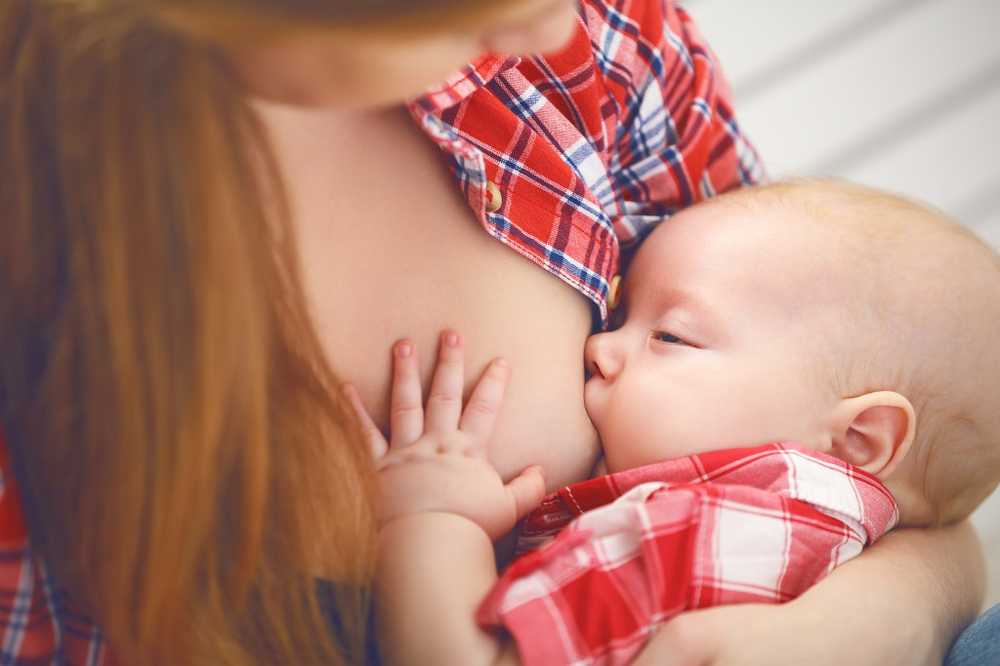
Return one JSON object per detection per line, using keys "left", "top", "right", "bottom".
{"left": 343, "top": 330, "right": 545, "bottom": 541}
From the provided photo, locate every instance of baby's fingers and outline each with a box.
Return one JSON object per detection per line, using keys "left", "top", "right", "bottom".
{"left": 390, "top": 339, "right": 423, "bottom": 448}
{"left": 425, "top": 330, "right": 464, "bottom": 433}
{"left": 505, "top": 465, "right": 546, "bottom": 523}
{"left": 342, "top": 384, "right": 388, "bottom": 460}
{"left": 459, "top": 357, "right": 509, "bottom": 443}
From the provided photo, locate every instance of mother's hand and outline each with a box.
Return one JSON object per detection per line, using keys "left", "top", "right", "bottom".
{"left": 633, "top": 603, "right": 821, "bottom": 666}
{"left": 636, "top": 599, "right": 923, "bottom": 666}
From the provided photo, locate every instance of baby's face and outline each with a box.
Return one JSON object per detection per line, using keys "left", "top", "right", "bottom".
{"left": 585, "top": 199, "right": 838, "bottom": 473}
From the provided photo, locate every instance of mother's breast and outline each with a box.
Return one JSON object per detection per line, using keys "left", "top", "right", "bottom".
{"left": 266, "top": 104, "right": 600, "bottom": 490}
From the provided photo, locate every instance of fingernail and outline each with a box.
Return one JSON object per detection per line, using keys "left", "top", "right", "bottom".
{"left": 445, "top": 332, "right": 460, "bottom": 348}
{"left": 397, "top": 341, "right": 412, "bottom": 358}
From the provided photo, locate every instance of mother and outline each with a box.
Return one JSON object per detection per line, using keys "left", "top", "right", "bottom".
{"left": 0, "top": 0, "right": 988, "bottom": 664}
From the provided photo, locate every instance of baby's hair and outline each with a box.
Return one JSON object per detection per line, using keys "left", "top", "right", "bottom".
{"left": 720, "top": 179, "right": 1000, "bottom": 524}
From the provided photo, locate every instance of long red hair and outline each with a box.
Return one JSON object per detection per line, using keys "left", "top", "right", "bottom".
{"left": 0, "top": 1, "right": 389, "bottom": 662}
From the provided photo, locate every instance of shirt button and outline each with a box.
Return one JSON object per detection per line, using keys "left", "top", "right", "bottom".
{"left": 485, "top": 181, "right": 503, "bottom": 213}
{"left": 608, "top": 274, "right": 622, "bottom": 310}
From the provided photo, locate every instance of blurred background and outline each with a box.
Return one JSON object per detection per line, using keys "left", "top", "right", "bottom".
{"left": 684, "top": 0, "right": 1000, "bottom": 607}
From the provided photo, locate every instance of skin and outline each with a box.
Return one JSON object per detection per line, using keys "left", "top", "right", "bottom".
{"left": 227, "top": 0, "right": 580, "bottom": 108}
{"left": 350, "top": 333, "right": 543, "bottom": 665}
{"left": 201, "top": 2, "right": 985, "bottom": 663}
{"left": 247, "top": 0, "right": 598, "bottom": 492}
{"left": 585, "top": 200, "right": 841, "bottom": 473}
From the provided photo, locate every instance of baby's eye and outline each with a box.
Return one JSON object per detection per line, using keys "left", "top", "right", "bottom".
{"left": 650, "top": 330, "right": 687, "bottom": 345}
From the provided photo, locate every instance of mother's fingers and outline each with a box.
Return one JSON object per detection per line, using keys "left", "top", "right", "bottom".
{"left": 425, "top": 330, "right": 464, "bottom": 433}
{"left": 459, "top": 358, "right": 509, "bottom": 443}
{"left": 389, "top": 340, "right": 423, "bottom": 447}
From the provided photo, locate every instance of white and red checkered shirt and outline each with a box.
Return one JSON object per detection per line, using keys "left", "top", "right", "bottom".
{"left": 477, "top": 443, "right": 898, "bottom": 666}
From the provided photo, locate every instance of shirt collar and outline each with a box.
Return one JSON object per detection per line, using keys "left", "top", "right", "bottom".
{"left": 409, "top": 53, "right": 521, "bottom": 116}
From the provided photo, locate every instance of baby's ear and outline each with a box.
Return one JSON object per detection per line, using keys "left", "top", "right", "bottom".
{"left": 829, "top": 392, "right": 916, "bottom": 479}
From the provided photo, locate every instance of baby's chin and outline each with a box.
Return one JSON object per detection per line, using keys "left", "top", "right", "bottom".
{"left": 582, "top": 389, "right": 625, "bottom": 473}
{"left": 580, "top": 430, "right": 614, "bottom": 477}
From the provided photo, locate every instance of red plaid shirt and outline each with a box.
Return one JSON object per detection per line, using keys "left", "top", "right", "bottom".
{"left": 0, "top": 432, "right": 113, "bottom": 665}
{"left": 0, "top": 1, "right": 759, "bottom": 661}
{"left": 477, "top": 444, "right": 898, "bottom": 666}
{"left": 412, "top": 0, "right": 761, "bottom": 323}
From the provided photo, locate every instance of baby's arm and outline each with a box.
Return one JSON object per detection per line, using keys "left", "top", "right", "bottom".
{"left": 377, "top": 513, "right": 522, "bottom": 666}
{"left": 345, "top": 332, "right": 542, "bottom": 666}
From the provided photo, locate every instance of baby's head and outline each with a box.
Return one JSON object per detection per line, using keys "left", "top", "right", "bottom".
{"left": 585, "top": 179, "right": 1000, "bottom": 526}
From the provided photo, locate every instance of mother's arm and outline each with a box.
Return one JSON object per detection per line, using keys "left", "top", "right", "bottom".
{"left": 635, "top": 521, "right": 985, "bottom": 666}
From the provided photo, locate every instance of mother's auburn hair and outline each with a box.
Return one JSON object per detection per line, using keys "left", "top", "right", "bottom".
{"left": 0, "top": 1, "right": 376, "bottom": 663}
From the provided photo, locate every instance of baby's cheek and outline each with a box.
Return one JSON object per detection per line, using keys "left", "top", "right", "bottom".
{"left": 604, "top": 396, "right": 687, "bottom": 473}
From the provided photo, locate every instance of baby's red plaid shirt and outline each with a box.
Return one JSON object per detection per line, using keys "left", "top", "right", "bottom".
{"left": 477, "top": 443, "right": 898, "bottom": 666}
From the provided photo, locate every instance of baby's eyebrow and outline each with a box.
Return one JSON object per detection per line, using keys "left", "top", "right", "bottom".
{"left": 653, "top": 285, "right": 700, "bottom": 311}
{"left": 652, "top": 286, "right": 721, "bottom": 331}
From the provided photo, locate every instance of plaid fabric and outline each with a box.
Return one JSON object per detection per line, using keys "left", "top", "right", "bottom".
{"left": 0, "top": 432, "right": 112, "bottom": 666}
{"left": 411, "top": 0, "right": 762, "bottom": 324}
{"left": 0, "top": 1, "right": 759, "bottom": 660}
{"left": 477, "top": 444, "right": 898, "bottom": 666}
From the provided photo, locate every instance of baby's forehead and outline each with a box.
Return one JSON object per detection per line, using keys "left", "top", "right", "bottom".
{"left": 626, "top": 183, "right": 956, "bottom": 322}
{"left": 714, "top": 184, "right": 941, "bottom": 274}
{"left": 629, "top": 180, "right": 987, "bottom": 318}
{"left": 645, "top": 191, "right": 847, "bottom": 275}
{"left": 625, "top": 209, "right": 823, "bottom": 316}
{"left": 726, "top": 181, "right": 933, "bottom": 238}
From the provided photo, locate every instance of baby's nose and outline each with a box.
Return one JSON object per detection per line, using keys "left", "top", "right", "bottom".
{"left": 584, "top": 332, "right": 621, "bottom": 381}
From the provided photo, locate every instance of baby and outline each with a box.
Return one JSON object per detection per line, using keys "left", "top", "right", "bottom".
{"left": 352, "top": 180, "right": 1000, "bottom": 666}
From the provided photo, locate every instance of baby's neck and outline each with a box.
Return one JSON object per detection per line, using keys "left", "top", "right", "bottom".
{"left": 884, "top": 476, "right": 937, "bottom": 528}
